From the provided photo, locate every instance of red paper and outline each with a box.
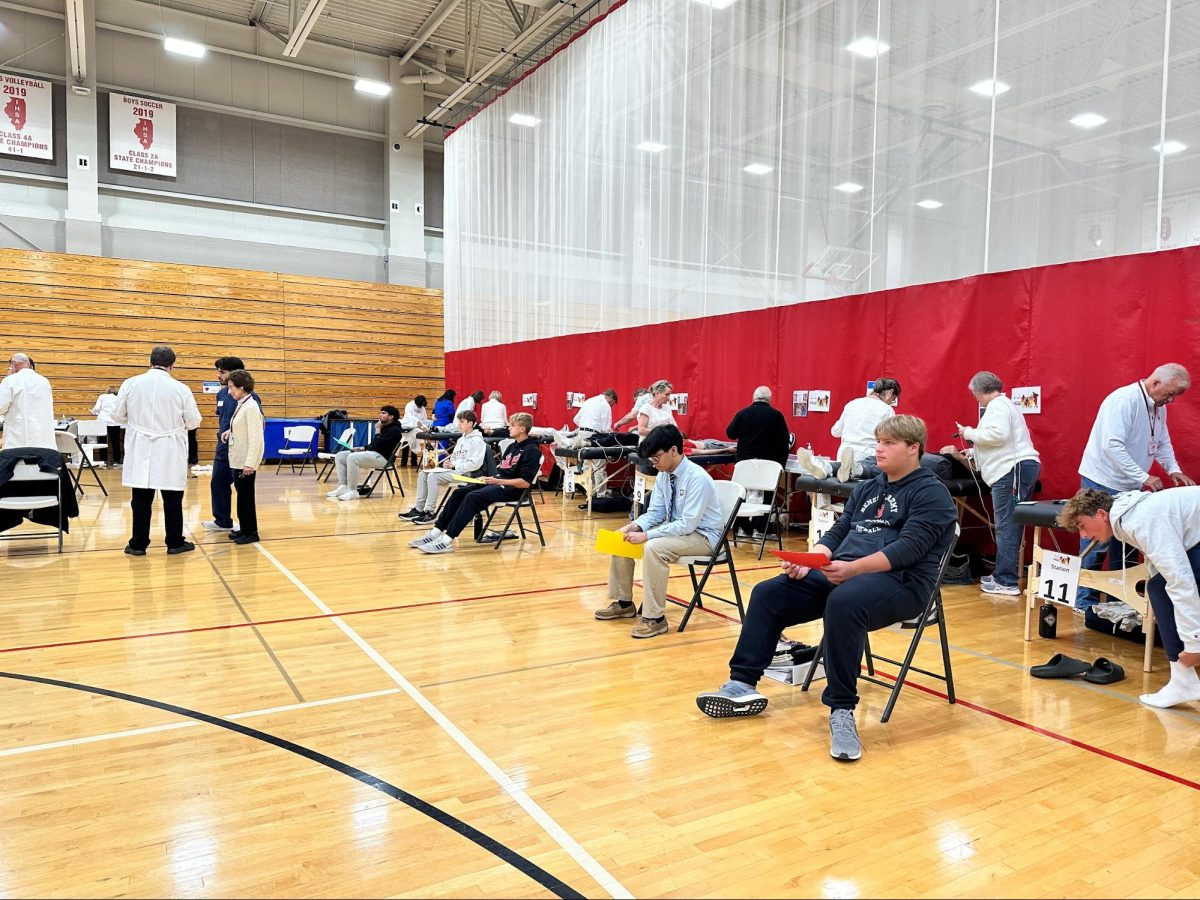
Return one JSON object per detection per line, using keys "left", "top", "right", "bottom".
{"left": 771, "top": 550, "right": 830, "bottom": 568}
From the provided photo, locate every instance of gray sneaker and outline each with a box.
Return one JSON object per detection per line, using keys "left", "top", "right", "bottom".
{"left": 794, "top": 447, "right": 832, "bottom": 479}
{"left": 829, "top": 708, "right": 862, "bottom": 761}
{"left": 696, "top": 681, "right": 768, "bottom": 718}
{"left": 409, "top": 529, "right": 440, "bottom": 548}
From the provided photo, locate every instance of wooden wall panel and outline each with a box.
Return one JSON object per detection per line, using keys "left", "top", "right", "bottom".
{"left": 0, "top": 250, "right": 444, "bottom": 459}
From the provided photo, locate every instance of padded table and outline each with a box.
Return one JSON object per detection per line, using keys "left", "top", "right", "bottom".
{"left": 1013, "top": 500, "right": 1155, "bottom": 671}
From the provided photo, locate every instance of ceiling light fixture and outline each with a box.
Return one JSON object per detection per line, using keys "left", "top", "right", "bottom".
{"left": 164, "top": 37, "right": 206, "bottom": 59}
{"left": 636, "top": 141, "right": 667, "bottom": 153}
{"left": 508, "top": 113, "right": 541, "bottom": 127}
{"left": 835, "top": 182, "right": 864, "bottom": 193}
{"left": 845, "top": 37, "right": 889, "bottom": 58}
{"left": 744, "top": 163, "right": 773, "bottom": 175}
{"left": 916, "top": 199, "right": 943, "bottom": 209}
{"left": 354, "top": 79, "right": 391, "bottom": 97}
{"left": 692, "top": 0, "right": 738, "bottom": 8}
{"left": 1153, "top": 140, "right": 1187, "bottom": 155}
{"left": 968, "top": 79, "right": 1009, "bottom": 97}
{"left": 1069, "top": 112, "right": 1107, "bottom": 129}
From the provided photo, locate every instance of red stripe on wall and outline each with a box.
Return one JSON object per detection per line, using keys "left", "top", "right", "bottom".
{"left": 446, "top": 245, "right": 1200, "bottom": 502}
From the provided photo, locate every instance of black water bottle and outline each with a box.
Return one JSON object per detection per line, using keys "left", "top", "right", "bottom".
{"left": 1038, "top": 602, "right": 1058, "bottom": 639}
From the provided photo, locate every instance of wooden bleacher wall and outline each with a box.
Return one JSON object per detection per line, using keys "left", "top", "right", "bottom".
{"left": 0, "top": 249, "right": 444, "bottom": 459}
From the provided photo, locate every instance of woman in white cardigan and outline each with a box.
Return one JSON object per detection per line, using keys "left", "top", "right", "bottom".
{"left": 222, "top": 369, "right": 265, "bottom": 545}
{"left": 949, "top": 371, "right": 1041, "bottom": 596}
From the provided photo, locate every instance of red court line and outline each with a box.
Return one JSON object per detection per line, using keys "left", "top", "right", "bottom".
{"left": 874, "top": 669, "right": 1200, "bottom": 792}
{"left": 1, "top": 565, "right": 773, "bottom": 656}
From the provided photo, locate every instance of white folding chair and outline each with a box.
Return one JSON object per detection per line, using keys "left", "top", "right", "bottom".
{"left": 0, "top": 461, "right": 64, "bottom": 553}
{"left": 676, "top": 480, "right": 747, "bottom": 632}
{"left": 75, "top": 420, "right": 110, "bottom": 468}
{"left": 55, "top": 429, "right": 107, "bottom": 497}
{"left": 730, "top": 459, "right": 784, "bottom": 560}
{"left": 316, "top": 427, "right": 354, "bottom": 482}
{"left": 275, "top": 425, "right": 318, "bottom": 475}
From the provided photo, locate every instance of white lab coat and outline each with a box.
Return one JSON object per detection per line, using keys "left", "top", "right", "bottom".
{"left": 113, "top": 368, "right": 202, "bottom": 491}
{"left": 92, "top": 393, "right": 121, "bottom": 427}
{"left": 0, "top": 367, "right": 57, "bottom": 450}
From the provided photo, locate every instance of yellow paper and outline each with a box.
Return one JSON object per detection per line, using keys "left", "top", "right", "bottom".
{"left": 594, "top": 528, "right": 645, "bottom": 560}
{"left": 452, "top": 474, "right": 486, "bottom": 484}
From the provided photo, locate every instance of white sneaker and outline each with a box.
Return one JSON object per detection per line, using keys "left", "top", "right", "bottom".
{"left": 326, "top": 487, "right": 345, "bottom": 498}
{"left": 419, "top": 534, "right": 455, "bottom": 554}
{"left": 336, "top": 488, "right": 360, "bottom": 501}
{"left": 981, "top": 581, "right": 1021, "bottom": 596}
{"left": 836, "top": 445, "right": 859, "bottom": 483}
{"left": 201, "top": 520, "right": 233, "bottom": 532}
{"left": 409, "top": 529, "right": 440, "bottom": 548}
{"left": 794, "top": 447, "right": 832, "bottom": 479}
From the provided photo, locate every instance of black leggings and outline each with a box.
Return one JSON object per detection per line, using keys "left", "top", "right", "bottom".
{"left": 435, "top": 484, "right": 523, "bottom": 539}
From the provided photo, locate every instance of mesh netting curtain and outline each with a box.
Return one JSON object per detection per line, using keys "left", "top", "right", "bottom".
{"left": 445, "top": 0, "right": 1190, "bottom": 351}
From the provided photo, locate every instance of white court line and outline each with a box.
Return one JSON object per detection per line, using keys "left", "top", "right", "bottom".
{"left": 253, "top": 542, "right": 633, "bottom": 900}
{"left": 0, "top": 688, "right": 401, "bottom": 757}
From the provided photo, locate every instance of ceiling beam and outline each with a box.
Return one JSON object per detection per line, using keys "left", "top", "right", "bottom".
{"left": 281, "top": 0, "right": 329, "bottom": 57}
{"left": 399, "top": 0, "right": 467, "bottom": 66}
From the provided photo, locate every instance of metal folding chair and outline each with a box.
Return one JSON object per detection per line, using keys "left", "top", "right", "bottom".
{"left": 55, "top": 430, "right": 107, "bottom": 497}
{"left": 801, "top": 524, "right": 960, "bottom": 723}
{"left": 676, "top": 481, "right": 747, "bottom": 632}
{"left": 275, "top": 425, "right": 318, "bottom": 475}
{"left": 0, "top": 461, "right": 64, "bottom": 553}
{"left": 358, "top": 440, "right": 405, "bottom": 497}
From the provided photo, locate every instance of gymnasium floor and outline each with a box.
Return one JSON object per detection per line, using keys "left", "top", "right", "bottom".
{"left": 1, "top": 466, "right": 1198, "bottom": 898}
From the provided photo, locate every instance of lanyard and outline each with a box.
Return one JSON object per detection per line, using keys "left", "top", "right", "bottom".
{"left": 1138, "top": 382, "right": 1159, "bottom": 440}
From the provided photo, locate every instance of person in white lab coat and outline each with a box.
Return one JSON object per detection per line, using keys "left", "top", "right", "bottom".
{"left": 0, "top": 351, "right": 56, "bottom": 450}
{"left": 113, "top": 346, "right": 203, "bottom": 556}
{"left": 92, "top": 386, "right": 123, "bottom": 466}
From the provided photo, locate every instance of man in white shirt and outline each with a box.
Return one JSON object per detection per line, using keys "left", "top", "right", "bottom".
{"left": 479, "top": 391, "right": 509, "bottom": 434}
{"left": 0, "top": 352, "right": 56, "bottom": 450}
{"left": 567, "top": 389, "right": 619, "bottom": 498}
{"left": 113, "top": 346, "right": 203, "bottom": 556}
{"left": 1075, "top": 364, "right": 1194, "bottom": 608}
{"left": 613, "top": 387, "right": 650, "bottom": 431}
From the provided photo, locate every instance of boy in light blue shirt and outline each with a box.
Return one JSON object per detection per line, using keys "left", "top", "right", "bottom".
{"left": 595, "top": 424, "right": 726, "bottom": 639}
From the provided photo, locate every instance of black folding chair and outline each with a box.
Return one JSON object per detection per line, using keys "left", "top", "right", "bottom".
{"left": 676, "top": 481, "right": 747, "bottom": 632}
{"left": 801, "top": 524, "right": 960, "bottom": 723}
{"left": 358, "top": 440, "right": 405, "bottom": 497}
{"left": 55, "top": 430, "right": 107, "bottom": 497}
{"left": 479, "top": 486, "right": 546, "bottom": 550}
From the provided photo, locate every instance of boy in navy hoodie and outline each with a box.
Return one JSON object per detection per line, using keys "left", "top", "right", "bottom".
{"left": 697, "top": 414, "right": 956, "bottom": 762}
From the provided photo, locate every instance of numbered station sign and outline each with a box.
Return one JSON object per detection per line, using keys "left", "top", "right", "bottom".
{"left": 1037, "top": 551, "right": 1082, "bottom": 606}
{"left": 810, "top": 506, "right": 838, "bottom": 545}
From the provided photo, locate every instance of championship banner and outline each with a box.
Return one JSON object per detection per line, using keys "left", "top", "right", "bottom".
{"left": 1, "top": 73, "right": 53, "bottom": 160}
{"left": 109, "top": 93, "right": 177, "bottom": 176}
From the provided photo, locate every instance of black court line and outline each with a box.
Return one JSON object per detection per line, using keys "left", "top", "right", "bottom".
{"left": 193, "top": 535, "right": 305, "bottom": 704}
{"left": 0, "top": 670, "right": 585, "bottom": 899}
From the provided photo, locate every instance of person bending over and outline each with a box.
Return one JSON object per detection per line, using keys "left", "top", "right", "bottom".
{"left": 1058, "top": 487, "right": 1200, "bottom": 709}
{"left": 410, "top": 412, "right": 543, "bottom": 554}
{"left": 794, "top": 377, "right": 900, "bottom": 483}
{"left": 696, "top": 414, "right": 956, "bottom": 762}
{"left": 594, "top": 424, "right": 726, "bottom": 639}
{"left": 399, "top": 410, "right": 487, "bottom": 524}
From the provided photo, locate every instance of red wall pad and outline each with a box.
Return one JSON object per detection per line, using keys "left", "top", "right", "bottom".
{"left": 447, "top": 245, "right": 1200, "bottom": 501}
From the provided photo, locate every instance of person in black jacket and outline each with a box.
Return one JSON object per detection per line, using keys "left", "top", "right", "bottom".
{"left": 726, "top": 386, "right": 790, "bottom": 536}
{"left": 411, "top": 413, "right": 543, "bottom": 554}
{"left": 327, "top": 405, "right": 403, "bottom": 501}
{"left": 696, "top": 415, "right": 956, "bottom": 763}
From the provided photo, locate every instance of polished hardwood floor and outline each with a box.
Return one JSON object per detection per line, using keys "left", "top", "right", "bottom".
{"left": 1, "top": 466, "right": 1198, "bottom": 898}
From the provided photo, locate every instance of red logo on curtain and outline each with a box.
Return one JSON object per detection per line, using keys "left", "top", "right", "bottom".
{"left": 133, "top": 115, "right": 154, "bottom": 149}
{"left": 4, "top": 96, "right": 26, "bottom": 131}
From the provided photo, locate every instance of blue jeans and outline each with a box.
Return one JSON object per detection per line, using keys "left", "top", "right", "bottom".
{"left": 1076, "top": 476, "right": 1140, "bottom": 609}
{"left": 991, "top": 459, "right": 1041, "bottom": 587}
{"left": 1147, "top": 545, "right": 1200, "bottom": 662}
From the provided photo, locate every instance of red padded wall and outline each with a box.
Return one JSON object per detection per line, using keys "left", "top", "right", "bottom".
{"left": 446, "top": 246, "right": 1200, "bottom": 500}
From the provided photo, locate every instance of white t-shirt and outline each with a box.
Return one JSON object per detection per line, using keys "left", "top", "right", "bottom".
{"left": 455, "top": 396, "right": 477, "bottom": 416}
{"left": 642, "top": 402, "right": 676, "bottom": 431}
{"left": 402, "top": 400, "right": 428, "bottom": 428}
{"left": 479, "top": 399, "right": 508, "bottom": 430}
{"left": 92, "top": 392, "right": 121, "bottom": 427}
{"left": 574, "top": 394, "right": 614, "bottom": 432}
{"left": 961, "top": 394, "right": 1040, "bottom": 486}
{"left": 1079, "top": 381, "right": 1181, "bottom": 490}
{"left": 831, "top": 395, "right": 894, "bottom": 464}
